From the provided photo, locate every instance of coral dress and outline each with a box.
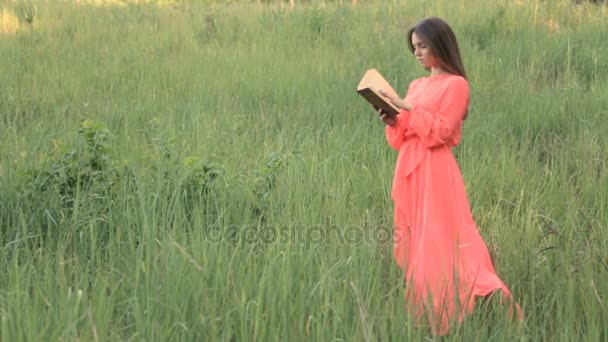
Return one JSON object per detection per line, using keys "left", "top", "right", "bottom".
{"left": 385, "top": 74, "right": 520, "bottom": 335}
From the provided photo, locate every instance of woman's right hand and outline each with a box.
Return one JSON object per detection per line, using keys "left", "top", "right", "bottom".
{"left": 375, "top": 106, "right": 396, "bottom": 126}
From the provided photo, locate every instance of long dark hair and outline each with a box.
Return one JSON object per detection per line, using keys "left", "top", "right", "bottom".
{"left": 407, "top": 17, "right": 467, "bottom": 79}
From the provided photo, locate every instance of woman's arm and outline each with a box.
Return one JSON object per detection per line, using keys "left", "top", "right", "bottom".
{"left": 384, "top": 114, "right": 409, "bottom": 150}
{"left": 380, "top": 82, "right": 417, "bottom": 151}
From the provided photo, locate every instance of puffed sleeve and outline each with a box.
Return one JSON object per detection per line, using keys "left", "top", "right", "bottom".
{"left": 399, "top": 77, "right": 469, "bottom": 148}
{"left": 384, "top": 80, "right": 418, "bottom": 151}
{"left": 384, "top": 114, "right": 410, "bottom": 150}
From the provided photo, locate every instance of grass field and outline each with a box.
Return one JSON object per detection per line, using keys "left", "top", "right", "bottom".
{"left": 1, "top": 0, "right": 607, "bottom": 340}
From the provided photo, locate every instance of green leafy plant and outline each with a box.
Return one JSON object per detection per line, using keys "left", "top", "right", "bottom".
{"left": 23, "top": 120, "right": 117, "bottom": 209}
{"left": 250, "top": 151, "right": 300, "bottom": 220}
{"left": 16, "top": 120, "right": 128, "bottom": 248}
{"left": 143, "top": 118, "right": 223, "bottom": 224}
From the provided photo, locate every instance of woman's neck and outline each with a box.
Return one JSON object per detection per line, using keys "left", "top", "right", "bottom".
{"left": 430, "top": 66, "right": 449, "bottom": 76}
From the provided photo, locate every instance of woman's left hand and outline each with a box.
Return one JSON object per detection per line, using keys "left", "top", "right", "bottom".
{"left": 379, "top": 90, "right": 413, "bottom": 111}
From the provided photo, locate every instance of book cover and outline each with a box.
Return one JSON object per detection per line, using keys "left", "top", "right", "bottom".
{"left": 356, "top": 69, "right": 400, "bottom": 116}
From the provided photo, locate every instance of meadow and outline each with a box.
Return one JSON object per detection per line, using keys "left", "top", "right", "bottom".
{"left": 1, "top": 0, "right": 607, "bottom": 340}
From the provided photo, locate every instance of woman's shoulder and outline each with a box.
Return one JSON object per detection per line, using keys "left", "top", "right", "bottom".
{"left": 445, "top": 74, "right": 468, "bottom": 86}
{"left": 431, "top": 74, "right": 469, "bottom": 93}
{"left": 407, "top": 74, "right": 468, "bottom": 97}
{"left": 411, "top": 74, "right": 467, "bottom": 86}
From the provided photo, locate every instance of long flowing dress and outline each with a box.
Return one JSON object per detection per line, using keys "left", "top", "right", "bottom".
{"left": 385, "top": 74, "right": 521, "bottom": 335}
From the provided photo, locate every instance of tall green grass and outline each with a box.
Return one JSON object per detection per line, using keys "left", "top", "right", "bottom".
{"left": 1, "top": 0, "right": 607, "bottom": 340}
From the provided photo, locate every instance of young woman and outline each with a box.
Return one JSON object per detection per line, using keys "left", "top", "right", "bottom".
{"left": 377, "top": 17, "right": 522, "bottom": 335}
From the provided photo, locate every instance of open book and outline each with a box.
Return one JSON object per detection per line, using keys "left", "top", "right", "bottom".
{"left": 356, "top": 69, "right": 400, "bottom": 116}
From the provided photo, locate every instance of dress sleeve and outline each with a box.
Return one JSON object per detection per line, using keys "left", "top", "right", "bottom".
{"left": 384, "top": 114, "right": 410, "bottom": 150}
{"left": 400, "top": 78, "right": 469, "bottom": 148}
{"left": 384, "top": 80, "right": 417, "bottom": 151}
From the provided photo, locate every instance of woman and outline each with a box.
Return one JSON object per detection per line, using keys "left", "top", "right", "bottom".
{"left": 377, "top": 17, "right": 521, "bottom": 335}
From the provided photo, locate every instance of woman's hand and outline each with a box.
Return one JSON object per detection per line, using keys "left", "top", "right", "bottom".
{"left": 372, "top": 104, "right": 396, "bottom": 126}
{"left": 379, "top": 90, "right": 413, "bottom": 111}
{"left": 375, "top": 107, "right": 396, "bottom": 126}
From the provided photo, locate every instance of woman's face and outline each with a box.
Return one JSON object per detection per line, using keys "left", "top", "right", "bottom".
{"left": 411, "top": 32, "right": 440, "bottom": 69}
